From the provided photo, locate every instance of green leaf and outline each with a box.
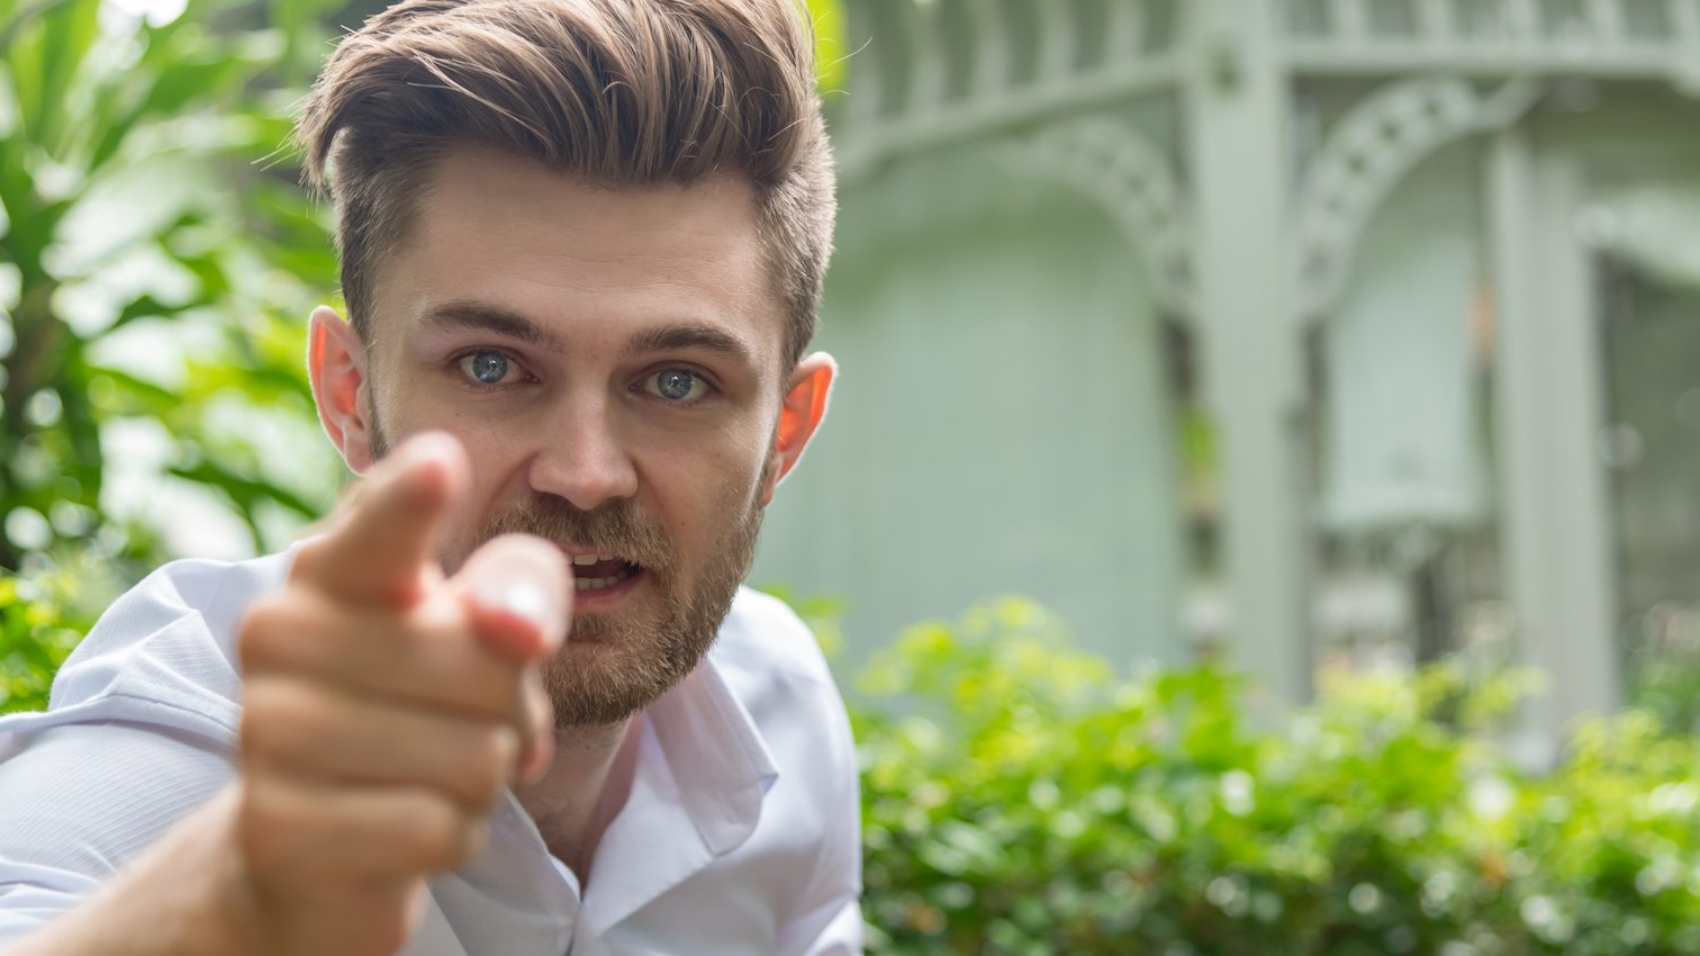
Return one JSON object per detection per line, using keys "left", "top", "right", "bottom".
{"left": 29, "top": 0, "right": 100, "bottom": 154}
{"left": 168, "top": 460, "right": 319, "bottom": 520}
{"left": 87, "top": 54, "right": 243, "bottom": 173}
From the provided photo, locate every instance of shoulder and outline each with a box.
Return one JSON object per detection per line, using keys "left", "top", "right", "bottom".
{"left": 0, "top": 720, "right": 234, "bottom": 866}
{"left": 708, "top": 588, "right": 849, "bottom": 722}
{"left": 0, "top": 549, "right": 293, "bottom": 936}
{"left": 707, "top": 587, "right": 857, "bottom": 780}
{"left": 86, "top": 546, "right": 297, "bottom": 652}
{"left": 711, "top": 587, "right": 838, "bottom": 687}
{"left": 3, "top": 547, "right": 297, "bottom": 753}
{"left": 0, "top": 718, "right": 237, "bottom": 944}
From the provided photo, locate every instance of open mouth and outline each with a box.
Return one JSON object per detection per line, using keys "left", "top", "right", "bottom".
{"left": 568, "top": 552, "right": 642, "bottom": 592}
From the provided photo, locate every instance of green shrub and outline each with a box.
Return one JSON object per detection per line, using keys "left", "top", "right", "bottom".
{"left": 852, "top": 598, "right": 1700, "bottom": 956}
{"left": 0, "top": 564, "right": 101, "bottom": 714}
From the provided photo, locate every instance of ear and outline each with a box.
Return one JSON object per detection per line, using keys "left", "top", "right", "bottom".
{"left": 761, "top": 352, "right": 836, "bottom": 507}
{"left": 307, "top": 305, "right": 378, "bottom": 475}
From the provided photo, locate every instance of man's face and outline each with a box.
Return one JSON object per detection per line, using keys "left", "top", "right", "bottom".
{"left": 310, "top": 144, "right": 827, "bottom": 726}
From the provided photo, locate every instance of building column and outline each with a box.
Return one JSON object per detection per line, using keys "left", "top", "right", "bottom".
{"left": 1183, "top": 0, "right": 1314, "bottom": 702}
{"left": 1487, "top": 130, "right": 1621, "bottom": 764}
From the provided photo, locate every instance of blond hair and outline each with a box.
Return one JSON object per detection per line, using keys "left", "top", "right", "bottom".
{"left": 295, "top": 0, "right": 835, "bottom": 367}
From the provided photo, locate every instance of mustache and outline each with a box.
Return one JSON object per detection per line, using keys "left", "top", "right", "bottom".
{"left": 478, "top": 498, "right": 673, "bottom": 572}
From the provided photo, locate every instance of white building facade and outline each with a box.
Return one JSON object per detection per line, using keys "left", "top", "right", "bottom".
{"left": 751, "top": 0, "right": 1700, "bottom": 749}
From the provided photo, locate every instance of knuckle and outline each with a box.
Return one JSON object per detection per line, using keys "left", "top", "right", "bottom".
{"left": 237, "top": 592, "right": 314, "bottom": 670}
{"left": 237, "top": 681, "right": 284, "bottom": 755}
{"left": 455, "top": 726, "right": 515, "bottom": 809}
{"left": 358, "top": 908, "right": 418, "bottom": 956}
{"left": 237, "top": 783, "right": 301, "bottom": 874}
{"left": 239, "top": 680, "right": 323, "bottom": 762}
{"left": 351, "top": 924, "right": 410, "bottom": 956}
{"left": 240, "top": 675, "right": 288, "bottom": 720}
{"left": 423, "top": 655, "right": 515, "bottom": 721}
{"left": 287, "top": 534, "right": 336, "bottom": 582}
{"left": 399, "top": 792, "right": 476, "bottom": 871}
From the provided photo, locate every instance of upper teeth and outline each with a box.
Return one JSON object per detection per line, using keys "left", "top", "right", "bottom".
{"left": 572, "top": 553, "right": 621, "bottom": 566}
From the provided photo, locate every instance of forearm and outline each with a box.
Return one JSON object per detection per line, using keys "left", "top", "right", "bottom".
{"left": 2, "top": 787, "right": 263, "bottom": 956}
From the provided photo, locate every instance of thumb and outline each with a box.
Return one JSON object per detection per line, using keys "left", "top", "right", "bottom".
{"left": 450, "top": 533, "right": 573, "bottom": 661}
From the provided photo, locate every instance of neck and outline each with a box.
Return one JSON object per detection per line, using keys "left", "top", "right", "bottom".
{"left": 512, "top": 716, "right": 643, "bottom": 882}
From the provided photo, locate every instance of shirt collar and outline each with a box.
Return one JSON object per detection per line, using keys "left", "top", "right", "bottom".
{"left": 436, "top": 651, "right": 783, "bottom": 951}
{"left": 568, "top": 652, "right": 780, "bottom": 941}
{"left": 644, "top": 652, "right": 780, "bottom": 856}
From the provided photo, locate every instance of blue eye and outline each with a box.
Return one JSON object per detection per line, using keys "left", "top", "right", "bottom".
{"left": 650, "top": 369, "right": 708, "bottom": 403}
{"left": 459, "top": 350, "right": 512, "bottom": 385}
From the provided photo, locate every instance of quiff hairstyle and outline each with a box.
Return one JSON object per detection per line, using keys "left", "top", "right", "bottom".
{"left": 295, "top": 0, "right": 835, "bottom": 368}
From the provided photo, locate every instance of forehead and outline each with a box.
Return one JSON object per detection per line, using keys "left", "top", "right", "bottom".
{"left": 372, "top": 143, "right": 782, "bottom": 366}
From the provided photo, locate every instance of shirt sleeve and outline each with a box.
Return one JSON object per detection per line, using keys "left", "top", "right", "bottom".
{"left": 774, "top": 677, "right": 864, "bottom": 956}
{"left": 778, "top": 894, "right": 864, "bottom": 956}
{"left": 0, "top": 720, "right": 234, "bottom": 948}
{"left": 772, "top": 786, "right": 864, "bottom": 956}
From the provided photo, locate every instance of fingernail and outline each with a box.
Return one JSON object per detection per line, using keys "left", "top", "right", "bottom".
{"left": 486, "top": 580, "right": 564, "bottom": 648}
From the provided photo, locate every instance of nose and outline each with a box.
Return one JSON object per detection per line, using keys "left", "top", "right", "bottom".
{"left": 526, "top": 395, "right": 639, "bottom": 512}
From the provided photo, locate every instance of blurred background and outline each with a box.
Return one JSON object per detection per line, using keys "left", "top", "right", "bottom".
{"left": 9, "top": 0, "right": 1700, "bottom": 951}
{"left": 763, "top": 0, "right": 1700, "bottom": 764}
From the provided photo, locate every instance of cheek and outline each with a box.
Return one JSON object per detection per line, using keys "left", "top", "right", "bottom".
{"left": 434, "top": 460, "right": 509, "bottom": 571}
{"left": 645, "top": 431, "right": 769, "bottom": 534}
{"left": 707, "top": 423, "right": 775, "bottom": 499}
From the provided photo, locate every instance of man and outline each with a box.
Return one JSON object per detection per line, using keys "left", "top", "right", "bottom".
{"left": 0, "top": 1, "right": 860, "bottom": 954}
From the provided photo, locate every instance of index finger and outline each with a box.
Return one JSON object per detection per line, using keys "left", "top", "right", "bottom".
{"left": 292, "top": 432, "right": 470, "bottom": 608}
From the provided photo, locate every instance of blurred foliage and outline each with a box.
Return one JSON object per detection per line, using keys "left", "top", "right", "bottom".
{"left": 1630, "top": 605, "right": 1700, "bottom": 735}
{"left": 854, "top": 598, "right": 1700, "bottom": 955}
{"left": 0, "top": 547, "right": 115, "bottom": 713}
{"left": 0, "top": 0, "right": 359, "bottom": 574}
{"left": 1633, "top": 656, "right": 1700, "bottom": 738}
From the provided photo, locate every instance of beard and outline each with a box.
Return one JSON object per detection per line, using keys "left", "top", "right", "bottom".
{"left": 472, "top": 490, "right": 763, "bottom": 727}
{"left": 366, "top": 402, "right": 769, "bottom": 727}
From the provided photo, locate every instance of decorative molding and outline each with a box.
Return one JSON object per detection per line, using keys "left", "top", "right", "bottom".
{"left": 1280, "top": 0, "right": 1700, "bottom": 93}
{"left": 1291, "top": 77, "right": 1544, "bottom": 320}
{"left": 836, "top": 0, "right": 1183, "bottom": 184}
{"left": 989, "top": 117, "right": 1195, "bottom": 315}
{"left": 834, "top": 0, "right": 1700, "bottom": 318}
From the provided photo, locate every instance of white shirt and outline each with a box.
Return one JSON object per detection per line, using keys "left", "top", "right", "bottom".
{"left": 0, "top": 547, "right": 863, "bottom": 955}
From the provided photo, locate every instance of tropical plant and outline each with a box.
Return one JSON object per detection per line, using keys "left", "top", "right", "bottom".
{"left": 0, "top": 0, "right": 345, "bottom": 574}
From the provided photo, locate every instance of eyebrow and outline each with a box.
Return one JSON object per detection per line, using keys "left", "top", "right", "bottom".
{"left": 627, "top": 324, "right": 757, "bottom": 369}
{"left": 421, "top": 299, "right": 759, "bottom": 371}
{"left": 421, "top": 300, "right": 562, "bottom": 351}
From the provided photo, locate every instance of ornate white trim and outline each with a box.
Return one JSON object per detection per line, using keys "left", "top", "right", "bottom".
{"left": 1291, "top": 77, "right": 1544, "bottom": 319}
{"left": 1281, "top": 0, "right": 1700, "bottom": 91}
{"left": 835, "top": 0, "right": 1700, "bottom": 318}
{"left": 989, "top": 117, "right": 1195, "bottom": 315}
{"left": 835, "top": 0, "right": 1183, "bottom": 183}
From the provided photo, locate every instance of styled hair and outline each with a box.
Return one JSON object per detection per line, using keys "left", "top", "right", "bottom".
{"left": 295, "top": 0, "right": 835, "bottom": 368}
